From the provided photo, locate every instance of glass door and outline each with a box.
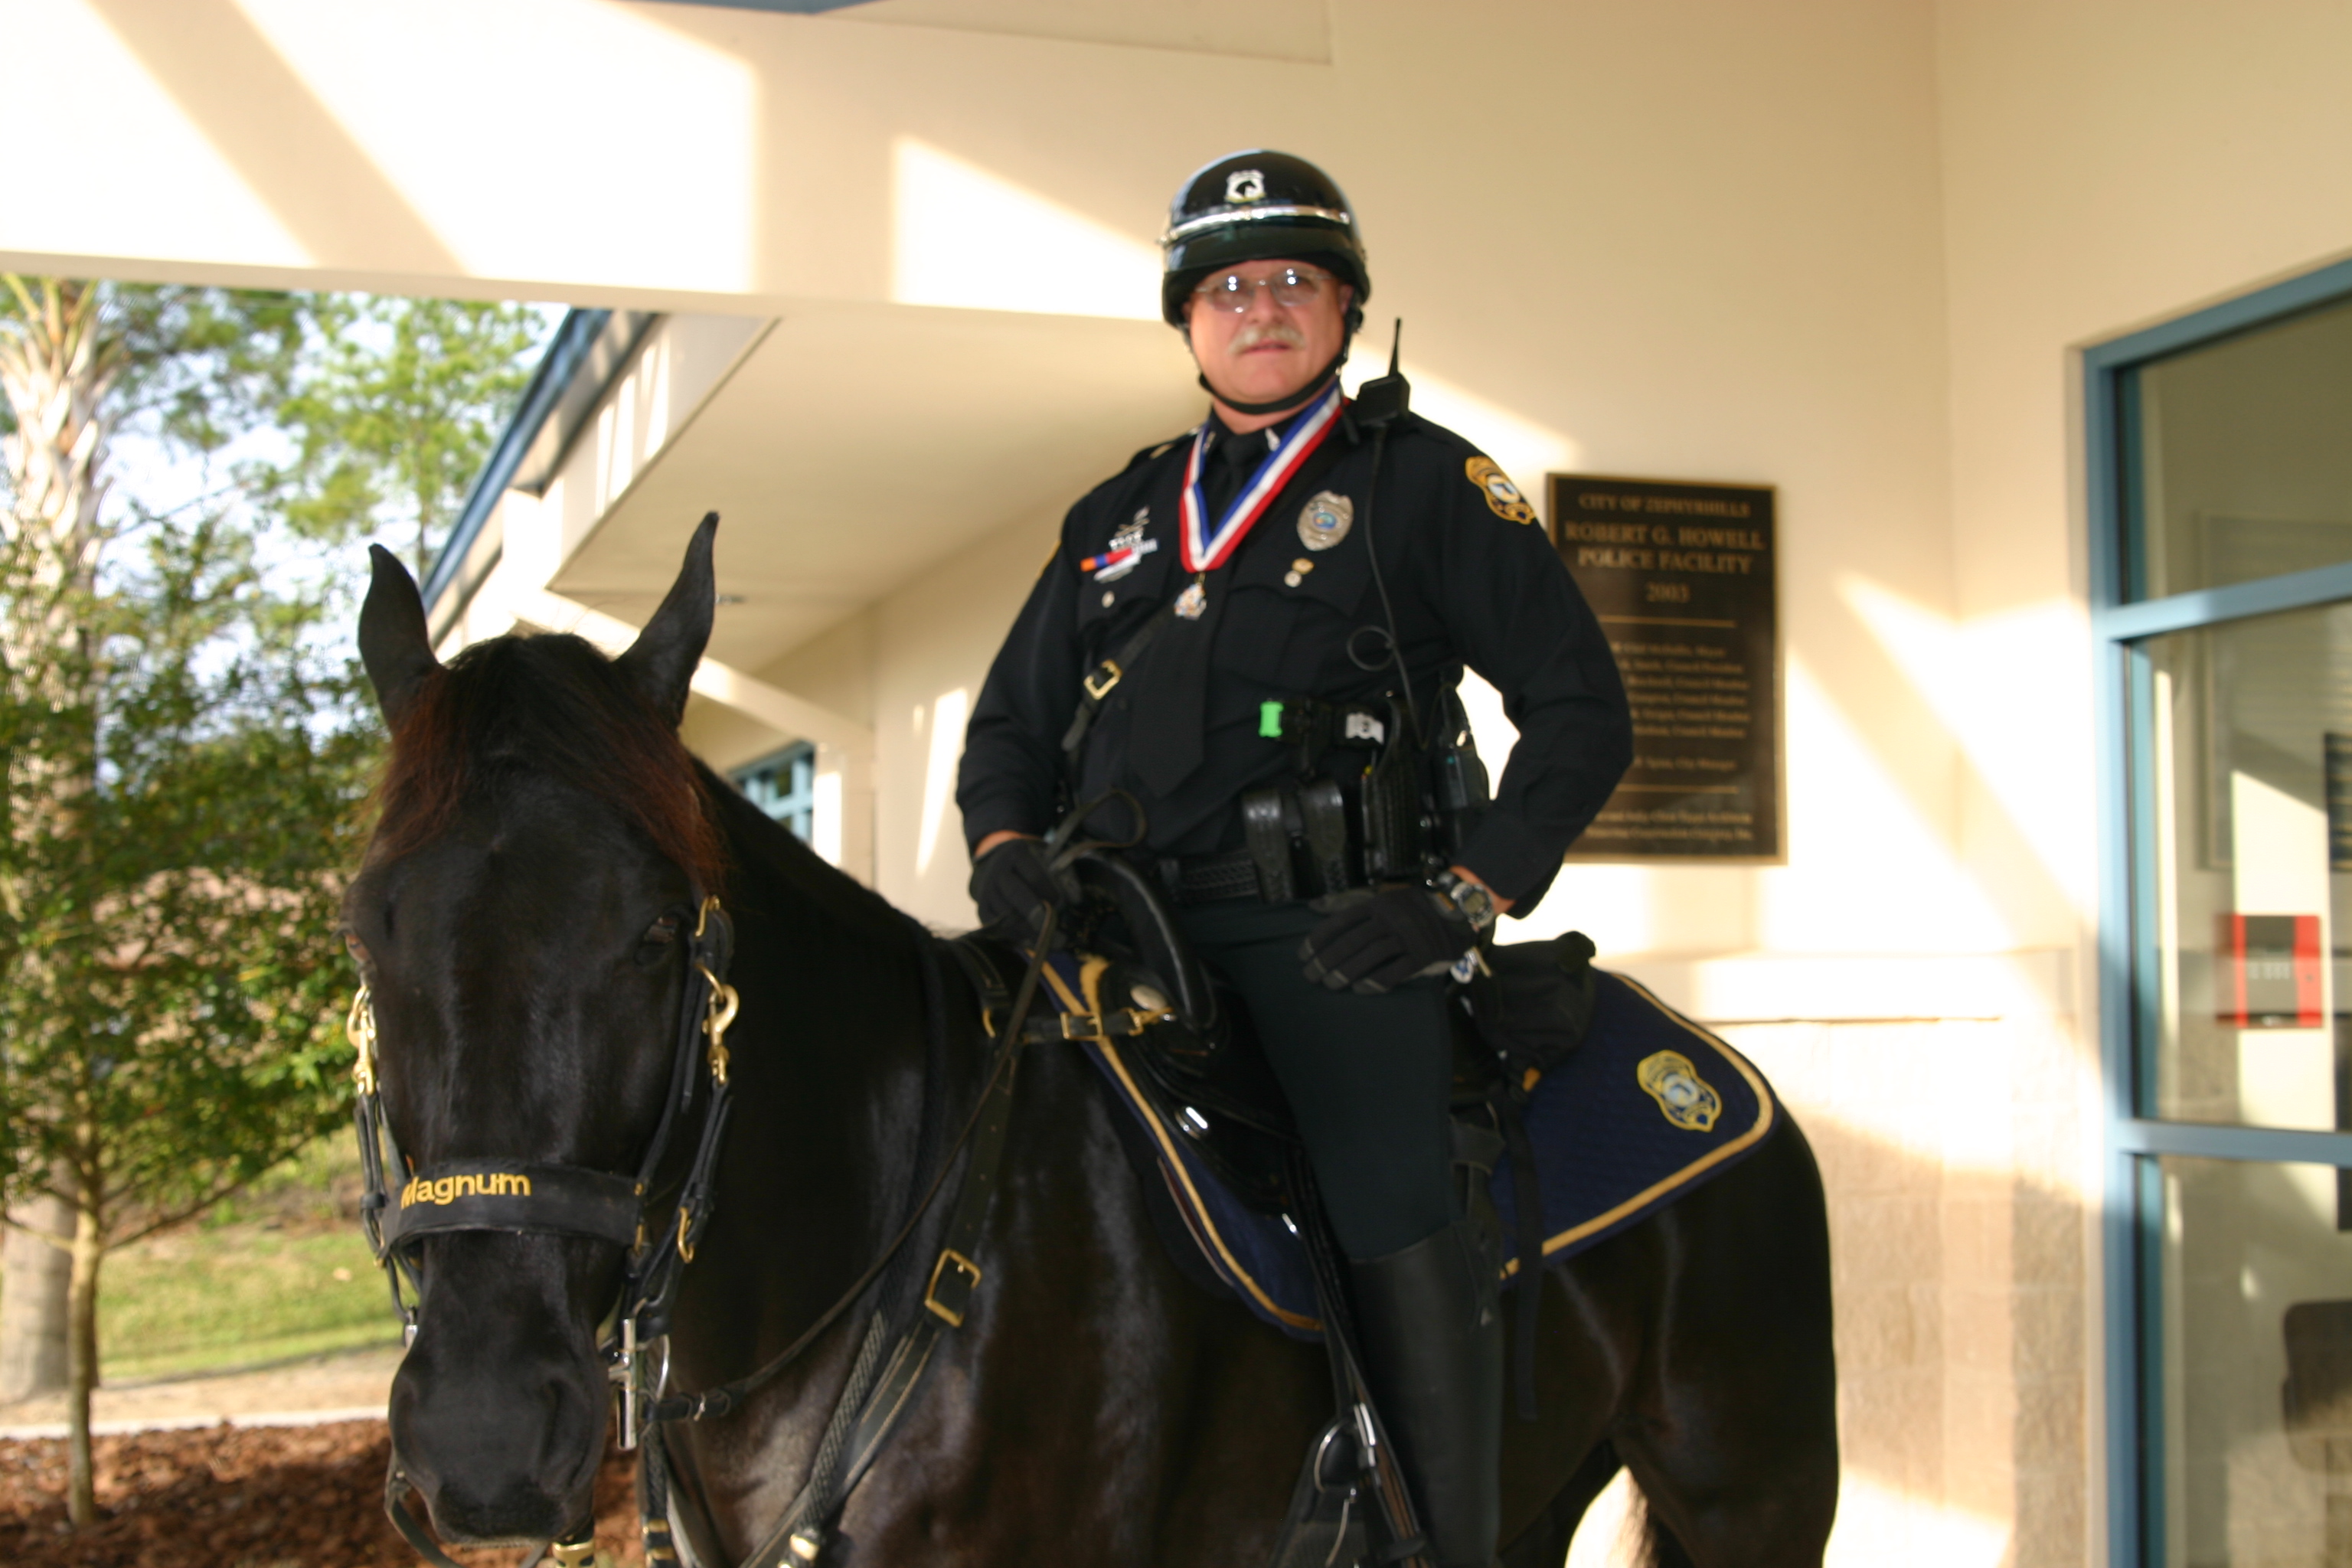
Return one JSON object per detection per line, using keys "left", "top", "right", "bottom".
{"left": 2096, "top": 270, "right": 2352, "bottom": 1566}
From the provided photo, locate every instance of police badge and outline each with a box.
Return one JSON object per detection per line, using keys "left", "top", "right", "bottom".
{"left": 1296, "top": 491, "right": 1354, "bottom": 551}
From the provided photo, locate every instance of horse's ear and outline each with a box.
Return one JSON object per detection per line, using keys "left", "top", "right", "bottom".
{"left": 617, "top": 513, "right": 718, "bottom": 728}
{"left": 359, "top": 544, "right": 443, "bottom": 727}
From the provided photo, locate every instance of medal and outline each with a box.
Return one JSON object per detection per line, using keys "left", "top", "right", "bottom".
{"left": 1174, "top": 579, "right": 1207, "bottom": 620}
{"left": 1178, "top": 382, "right": 1345, "bottom": 573}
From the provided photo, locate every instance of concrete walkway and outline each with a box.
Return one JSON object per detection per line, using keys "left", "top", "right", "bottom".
{"left": 0, "top": 1344, "right": 400, "bottom": 1439}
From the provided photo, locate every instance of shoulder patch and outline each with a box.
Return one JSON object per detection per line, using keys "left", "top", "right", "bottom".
{"left": 1465, "top": 456, "right": 1537, "bottom": 524}
{"left": 1122, "top": 433, "right": 1187, "bottom": 472}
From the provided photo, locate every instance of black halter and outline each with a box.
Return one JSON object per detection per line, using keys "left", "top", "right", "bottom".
{"left": 349, "top": 885, "right": 1068, "bottom": 1568}
{"left": 347, "top": 895, "right": 740, "bottom": 1568}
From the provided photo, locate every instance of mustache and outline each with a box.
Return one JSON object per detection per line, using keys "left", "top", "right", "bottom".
{"left": 1230, "top": 321, "right": 1305, "bottom": 352}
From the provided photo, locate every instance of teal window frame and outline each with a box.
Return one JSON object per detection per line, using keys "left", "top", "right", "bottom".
{"left": 2089, "top": 253, "right": 2352, "bottom": 1566}
{"left": 730, "top": 743, "right": 818, "bottom": 842}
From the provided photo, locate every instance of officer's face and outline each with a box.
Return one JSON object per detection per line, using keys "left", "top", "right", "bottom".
{"left": 1185, "top": 260, "right": 1354, "bottom": 415}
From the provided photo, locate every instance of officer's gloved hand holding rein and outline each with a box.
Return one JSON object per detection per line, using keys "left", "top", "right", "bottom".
{"left": 1298, "top": 886, "right": 1475, "bottom": 995}
{"left": 969, "top": 835, "right": 1072, "bottom": 940}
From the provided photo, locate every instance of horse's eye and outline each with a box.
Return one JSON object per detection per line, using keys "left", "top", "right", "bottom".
{"left": 635, "top": 913, "right": 684, "bottom": 966}
{"left": 345, "top": 933, "right": 371, "bottom": 967}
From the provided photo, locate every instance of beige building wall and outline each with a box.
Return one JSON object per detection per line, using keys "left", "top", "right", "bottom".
{"left": 11, "top": 2, "right": 2352, "bottom": 1563}
{"left": 1924, "top": 8, "right": 2352, "bottom": 1567}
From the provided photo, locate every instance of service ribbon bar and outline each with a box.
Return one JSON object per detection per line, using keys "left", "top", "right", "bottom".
{"left": 1179, "top": 381, "right": 1346, "bottom": 574}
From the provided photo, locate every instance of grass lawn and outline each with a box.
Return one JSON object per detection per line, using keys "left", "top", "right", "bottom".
{"left": 94, "top": 1137, "right": 404, "bottom": 1385}
{"left": 100, "top": 1225, "right": 398, "bottom": 1384}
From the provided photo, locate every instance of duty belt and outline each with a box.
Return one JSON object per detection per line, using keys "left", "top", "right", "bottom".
{"left": 1158, "top": 848, "right": 1263, "bottom": 906}
{"left": 1157, "top": 773, "right": 1362, "bottom": 907}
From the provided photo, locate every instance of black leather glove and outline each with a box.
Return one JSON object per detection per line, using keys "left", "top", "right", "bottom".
{"left": 969, "top": 837, "right": 1072, "bottom": 939}
{"left": 1298, "top": 887, "right": 1476, "bottom": 995}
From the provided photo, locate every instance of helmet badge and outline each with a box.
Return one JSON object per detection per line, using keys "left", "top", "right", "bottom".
{"left": 1225, "top": 168, "right": 1266, "bottom": 204}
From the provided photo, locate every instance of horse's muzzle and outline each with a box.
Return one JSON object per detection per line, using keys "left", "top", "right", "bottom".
{"left": 389, "top": 1321, "right": 606, "bottom": 1546}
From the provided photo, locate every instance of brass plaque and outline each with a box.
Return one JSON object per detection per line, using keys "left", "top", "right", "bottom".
{"left": 1550, "top": 474, "right": 1782, "bottom": 862}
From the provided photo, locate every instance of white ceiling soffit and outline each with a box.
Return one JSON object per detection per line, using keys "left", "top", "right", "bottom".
{"left": 823, "top": 0, "right": 1331, "bottom": 64}
{"left": 547, "top": 299, "right": 1199, "bottom": 674}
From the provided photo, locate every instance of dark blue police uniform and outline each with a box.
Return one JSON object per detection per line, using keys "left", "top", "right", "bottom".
{"left": 958, "top": 400, "right": 1631, "bottom": 1261}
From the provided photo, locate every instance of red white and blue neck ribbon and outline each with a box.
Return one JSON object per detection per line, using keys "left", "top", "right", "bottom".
{"left": 1179, "top": 381, "right": 1346, "bottom": 573}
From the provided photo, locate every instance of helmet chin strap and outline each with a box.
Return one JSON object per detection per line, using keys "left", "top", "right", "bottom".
{"left": 1198, "top": 346, "right": 1351, "bottom": 418}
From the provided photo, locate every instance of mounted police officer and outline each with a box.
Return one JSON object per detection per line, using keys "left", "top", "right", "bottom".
{"left": 957, "top": 151, "right": 1632, "bottom": 1568}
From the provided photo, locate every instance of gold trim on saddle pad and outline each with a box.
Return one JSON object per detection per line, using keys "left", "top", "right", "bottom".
{"left": 1042, "top": 955, "right": 1323, "bottom": 1334}
{"left": 1060, "top": 956, "right": 1777, "bottom": 1304}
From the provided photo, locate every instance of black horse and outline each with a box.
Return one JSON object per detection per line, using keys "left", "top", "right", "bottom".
{"left": 340, "top": 516, "right": 1837, "bottom": 1567}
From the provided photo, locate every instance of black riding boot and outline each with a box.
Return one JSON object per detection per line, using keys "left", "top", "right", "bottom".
{"left": 1350, "top": 1220, "right": 1504, "bottom": 1568}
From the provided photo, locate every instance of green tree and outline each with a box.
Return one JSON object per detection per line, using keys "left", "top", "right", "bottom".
{"left": 266, "top": 295, "right": 543, "bottom": 573}
{"left": 0, "top": 279, "right": 312, "bottom": 1423}
{"left": 0, "top": 512, "right": 372, "bottom": 1524}
{"left": 0, "top": 278, "right": 453, "bottom": 1527}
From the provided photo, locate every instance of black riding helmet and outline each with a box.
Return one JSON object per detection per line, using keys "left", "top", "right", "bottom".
{"left": 1161, "top": 150, "right": 1368, "bottom": 336}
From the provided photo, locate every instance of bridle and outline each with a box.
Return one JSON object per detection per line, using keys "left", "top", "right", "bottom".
{"left": 346, "top": 894, "right": 741, "bottom": 1568}
{"left": 347, "top": 874, "right": 1073, "bottom": 1568}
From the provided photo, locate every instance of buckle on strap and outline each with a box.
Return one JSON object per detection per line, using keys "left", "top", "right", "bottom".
{"left": 1083, "top": 660, "right": 1123, "bottom": 701}
{"left": 923, "top": 1248, "right": 984, "bottom": 1327}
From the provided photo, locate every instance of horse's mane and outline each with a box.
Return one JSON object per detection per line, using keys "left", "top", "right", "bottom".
{"left": 371, "top": 632, "right": 727, "bottom": 891}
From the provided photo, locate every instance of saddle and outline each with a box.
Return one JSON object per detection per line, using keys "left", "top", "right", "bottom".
{"left": 956, "top": 861, "right": 1781, "bottom": 1568}
{"left": 950, "top": 860, "right": 1599, "bottom": 1288}
{"left": 1040, "top": 851, "right": 1600, "bottom": 1209}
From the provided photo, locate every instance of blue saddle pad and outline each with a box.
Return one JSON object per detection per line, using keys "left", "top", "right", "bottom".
{"left": 1038, "top": 954, "right": 1782, "bottom": 1341}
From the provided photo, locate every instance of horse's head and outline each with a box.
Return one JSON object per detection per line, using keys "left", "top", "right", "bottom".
{"left": 342, "top": 517, "right": 724, "bottom": 1547}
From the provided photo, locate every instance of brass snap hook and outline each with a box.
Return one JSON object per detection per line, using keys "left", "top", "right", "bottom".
{"left": 347, "top": 987, "right": 379, "bottom": 1096}
{"left": 696, "top": 965, "right": 740, "bottom": 1084}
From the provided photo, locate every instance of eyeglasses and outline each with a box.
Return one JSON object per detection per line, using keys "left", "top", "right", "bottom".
{"left": 1191, "top": 266, "right": 1333, "bottom": 313}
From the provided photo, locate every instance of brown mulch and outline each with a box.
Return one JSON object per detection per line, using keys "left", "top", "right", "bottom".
{"left": 0, "top": 1420, "right": 642, "bottom": 1568}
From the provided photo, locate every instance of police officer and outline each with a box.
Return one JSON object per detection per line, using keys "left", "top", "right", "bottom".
{"left": 957, "top": 151, "right": 1631, "bottom": 1567}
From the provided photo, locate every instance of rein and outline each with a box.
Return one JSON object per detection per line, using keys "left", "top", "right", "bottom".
{"left": 347, "top": 895, "right": 742, "bottom": 1568}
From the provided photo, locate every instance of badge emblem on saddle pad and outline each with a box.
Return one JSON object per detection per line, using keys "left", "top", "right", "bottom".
{"left": 1465, "top": 456, "right": 1537, "bottom": 525}
{"left": 1296, "top": 491, "right": 1353, "bottom": 551}
{"left": 1636, "top": 1050, "right": 1722, "bottom": 1132}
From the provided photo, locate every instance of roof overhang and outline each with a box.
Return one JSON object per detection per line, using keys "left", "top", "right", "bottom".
{"left": 544, "top": 298, "right": 1199, "bottom": 675}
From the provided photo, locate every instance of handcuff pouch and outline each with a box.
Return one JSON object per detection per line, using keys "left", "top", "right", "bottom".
{"left": 1240, "top": 786, "right": 1299, "bottom": 903}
